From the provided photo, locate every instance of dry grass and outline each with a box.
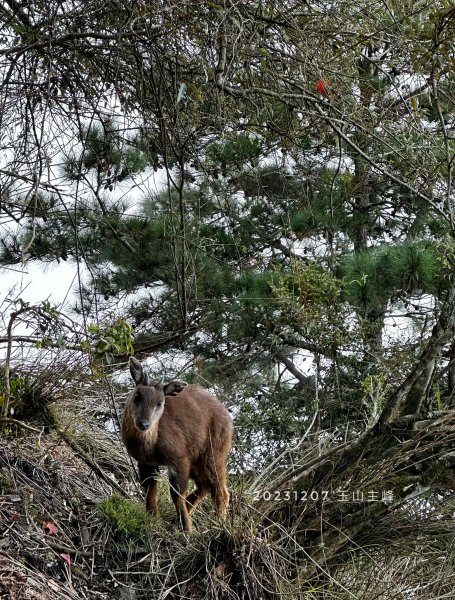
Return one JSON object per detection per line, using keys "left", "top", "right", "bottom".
{"left": 0, "top": 356, "right": 300, "bottom": 599}
{"left": 0, "top": 425, "right": 300, "bottom": 599}
{"left": 2, "top": 356, "right": 455, "bottom": 598}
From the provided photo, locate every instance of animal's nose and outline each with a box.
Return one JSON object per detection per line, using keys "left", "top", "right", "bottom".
{"left": 137, "top": 420, "right": 150, "bottom": 431}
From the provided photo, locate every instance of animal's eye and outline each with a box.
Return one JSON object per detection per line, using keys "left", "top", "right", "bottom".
{"left": 157, "top": 401, "right": 163, "bottom": 408}
{"left": 134, "top": 394, "right": 141, "bottom": 404}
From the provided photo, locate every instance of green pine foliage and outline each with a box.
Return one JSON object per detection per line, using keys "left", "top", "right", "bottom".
{"left": 234, "top": 166, "right": 304, "bottom": 200}
{"left": 206, "top": 134, "right": 261, "bottom": 173}
{"left": 341, "top": 241, "right": 443, "bottom": 314}
{"left": 289, "top": 171, "right": 352, "bottom": 237}
{"left": 64, "top": 122, "right": 148, "bottom": 187}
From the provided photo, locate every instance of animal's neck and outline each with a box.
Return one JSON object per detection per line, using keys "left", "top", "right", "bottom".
{"left": 142, "top": 423, "right": 159, "bottom": 448}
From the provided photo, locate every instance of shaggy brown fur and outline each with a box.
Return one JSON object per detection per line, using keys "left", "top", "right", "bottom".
{"left": 122, "top": 358, "right": 233, "bottom": 532}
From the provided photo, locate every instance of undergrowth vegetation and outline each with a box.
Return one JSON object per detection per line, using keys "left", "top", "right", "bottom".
{"left": 0, "top": 358, "right": 454, "bottom": 599}
{"left": 0, "top": 411, "right": 300, "bottom": 599}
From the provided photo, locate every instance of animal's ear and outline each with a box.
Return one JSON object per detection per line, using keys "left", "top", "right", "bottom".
{"left": 163, "top": 381, "right": 187, "bottom": 396}
{"left": 129, "top": 357, "right": 150, "bottom": 386}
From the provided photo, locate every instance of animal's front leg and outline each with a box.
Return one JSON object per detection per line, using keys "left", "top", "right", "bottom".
{"left": 138, "top": 463, "right": 160, "bottom": 515}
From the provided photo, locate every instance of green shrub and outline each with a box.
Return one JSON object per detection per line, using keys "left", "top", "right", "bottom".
{"left": 98, "top": 495, "right": 152, "bottom": 540}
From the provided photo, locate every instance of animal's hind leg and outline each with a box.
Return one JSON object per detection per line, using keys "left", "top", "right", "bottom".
{"left": 209, "top": 460, "right": 230, "bottom": 519}
{"left": 212, "top": 483, "right": 229, "bottom": 519}
{"left": 186, "top": 486, "right": 209, "bottom": 513}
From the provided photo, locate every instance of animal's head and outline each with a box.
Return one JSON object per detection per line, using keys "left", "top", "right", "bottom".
{"left": 128, "top": 357, "right": 186, "bottom": 432}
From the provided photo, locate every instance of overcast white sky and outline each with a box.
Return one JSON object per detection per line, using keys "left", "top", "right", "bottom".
{"left": 0, "top": 261, "right": 81, "bottom": 361}
{"left": 1, "top": 261, "right": 79, "bottom": 308}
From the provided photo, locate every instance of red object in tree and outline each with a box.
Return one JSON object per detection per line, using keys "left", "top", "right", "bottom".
{"left": 316, "top": 79, "right": 329, "bottom": 96}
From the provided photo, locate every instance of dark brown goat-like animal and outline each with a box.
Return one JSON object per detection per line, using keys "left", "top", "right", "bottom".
{"left": 122, "top": 357, "right": 233, "bottom": 532}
